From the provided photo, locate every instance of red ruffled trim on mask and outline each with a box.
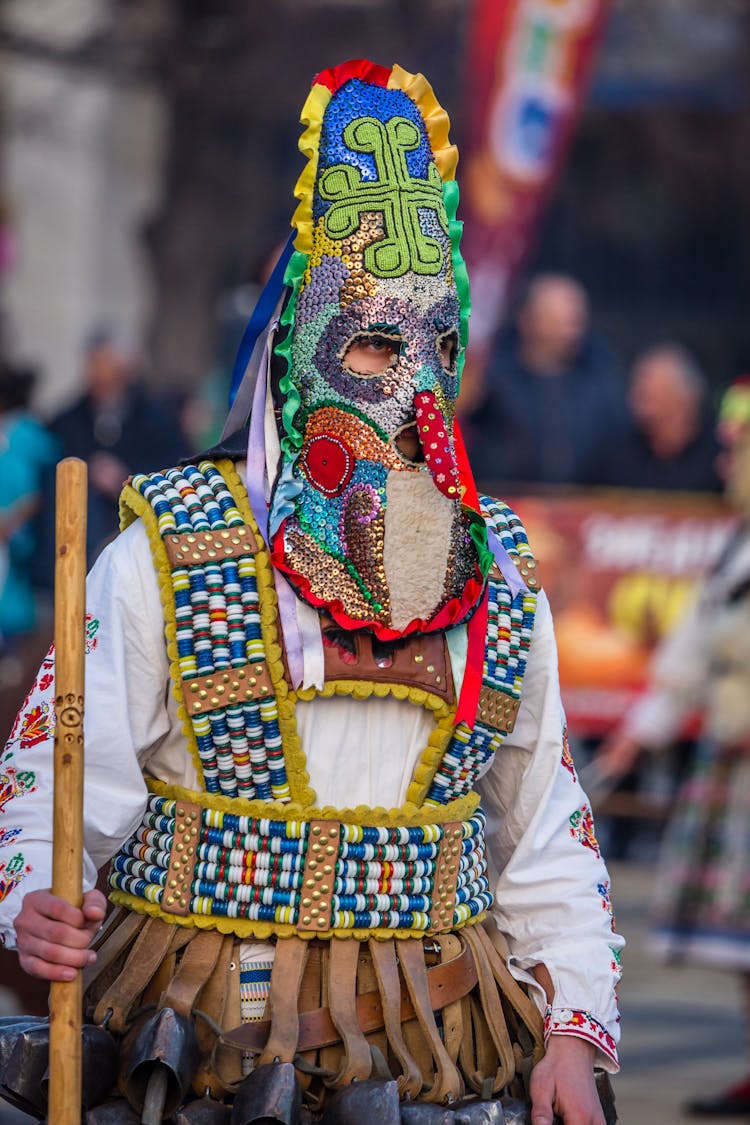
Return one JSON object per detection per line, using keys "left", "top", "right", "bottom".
{"left": 313, "top": 59, "right": 392, "bottom": 94}
{"left": 452, "top": 417, "right": 481, "bottom": 513}
{"left": 271, "top": 522, "right": 486, "bottom": 643}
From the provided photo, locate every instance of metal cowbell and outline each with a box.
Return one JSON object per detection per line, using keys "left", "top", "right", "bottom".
{"left": 323, "top": 1078, "right": 400, "bottom": 1125}
{"left": 123, "top": 1006, "right": 200, "bottom": 1117}
{"left": 0, "top": 1021, "right": 50, "bottom": 1118}
{"left": 400, "top": 1100, "right": 456, "bottom": 1125}
{"left": 175, "top": 1094, "right": 232, "bottom": 1123}
{"left": 0, "top": 1016, "right": 47, "bottom": 1078}
{"left": 451, "top": 1097, "right": 506, "bottom": 1124}
{"left": 85, "top": 1098, "right": 143, "bottom": 1123}
{"left": 230, "top": 1062, "right": 302, "bottom": 1125}
{"left": 39, "top": 1021, "right": 119, "bottom": 1111}
{"left": 496, "top": 1098, "right": 529, "bottom": 1125}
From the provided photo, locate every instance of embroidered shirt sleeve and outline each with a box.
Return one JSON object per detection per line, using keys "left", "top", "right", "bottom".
{"left": 477, "top": 592, "right": 623, "bottom": 1072}
{"left": 0, "top": 522, "right": 169, "bottom": 948}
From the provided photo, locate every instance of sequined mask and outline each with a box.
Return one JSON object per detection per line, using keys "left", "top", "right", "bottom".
{"left": 269, "top": 61, "right": 491, "bottom": 638}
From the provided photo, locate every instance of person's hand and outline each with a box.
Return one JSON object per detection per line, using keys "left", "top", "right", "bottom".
{"left": 530, "top": 1034, "right": 604, "bottom": 1125}
{"left": 595, "top": 728, "right": 642, "bottom": 783}
{"left": 14, "top": 888, "right": 107, "bottom": 981}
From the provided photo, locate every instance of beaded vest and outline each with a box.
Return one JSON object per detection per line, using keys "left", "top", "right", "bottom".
{"left": 109, "top": 459, "right": 539, "bottom": 940}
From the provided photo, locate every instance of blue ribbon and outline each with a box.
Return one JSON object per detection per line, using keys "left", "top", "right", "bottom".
{"left": 228, "top": 234, "right": 295, "bottom": 407}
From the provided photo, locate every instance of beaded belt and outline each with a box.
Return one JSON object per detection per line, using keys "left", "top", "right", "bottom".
{"left": 110, "top": 794, "right": 492, "bottom": 937}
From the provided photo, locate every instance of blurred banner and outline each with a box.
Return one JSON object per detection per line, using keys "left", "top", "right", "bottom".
{"left": 500, "top": 489, "right": 735, "bottom": 735}
{"left": 460, "top": 0, "right": 610, "bottom": 392}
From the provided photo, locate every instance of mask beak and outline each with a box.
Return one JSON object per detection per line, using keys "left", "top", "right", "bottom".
{"left": 414, "top": 390, "right": 461, "bottom": 500}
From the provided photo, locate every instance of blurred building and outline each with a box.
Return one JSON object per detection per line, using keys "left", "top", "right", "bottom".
{"left": 533, "top": 0, "right": 750, "bottom": 385}
{"left": 1, "top": 0, "right": 167, "bottom": 412}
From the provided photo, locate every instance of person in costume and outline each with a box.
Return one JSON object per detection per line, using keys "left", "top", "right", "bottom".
{"left": 0, "top": 61, "right": 621, "bottom": 1124}
{"left": 599, "top": 377, "right": 750, "bottom": 1117}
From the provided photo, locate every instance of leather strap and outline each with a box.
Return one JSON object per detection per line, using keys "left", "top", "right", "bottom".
{"left": 83, "top": 910, "right": 145, "bottom": 996}
{"left": 462, "top": 926, "right": 515, "bottom": 1091}
{"left": 257, "top": 937, "right": 310, "bottom": 1066}
{"left": 160, "top": 929, "right": 225, "bottom": 1019}
{"left": 396, "top": 937, "right": 463, "bottom": 1104}
{"left": 368, "top": 938, "right": 422, "bottom": 1099}
{"left": 192, "top": 934, "right": 243, "bottom": 1096}
{"left": 477, "top": 923, "right": 544, "bottom": 1059}
{"left": 223, "top": 937, "right": 478, "bottom": 1053}
{"left": 437, "top": 933, "right": 465, "bottom": 1066}
{"left": 325, "top": 940, "right": 372, "bottom": 1086}
{"left": 92, "top": 917, "right": 179, "bottom": 1032}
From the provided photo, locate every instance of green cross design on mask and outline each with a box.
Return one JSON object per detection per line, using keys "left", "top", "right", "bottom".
{"left": 318, "top": 116, "right": 449, "bottom": 278}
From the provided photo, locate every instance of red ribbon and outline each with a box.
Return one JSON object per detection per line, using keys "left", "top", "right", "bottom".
{"left": 455, "top": 586, "right": 489, "bottom": 728}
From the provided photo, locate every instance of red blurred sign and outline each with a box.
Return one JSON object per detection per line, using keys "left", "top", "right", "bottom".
{"left": 461, "top": 0, "right": 610, "bottom": 372}
{"left": 503, "top": 489, "right": 735, "bottom": 735}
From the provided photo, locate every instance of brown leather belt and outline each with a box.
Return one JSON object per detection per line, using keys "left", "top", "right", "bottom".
{"left": 222, "top": 941, "right": 478, "bottom": 1053}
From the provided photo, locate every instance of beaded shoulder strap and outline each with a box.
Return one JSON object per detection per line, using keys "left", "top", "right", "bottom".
{"left": 421, "top": 496, "right": 539, "bottom": 806}
{"left": 119, "top": 460, "right": 313, "bottom": 806}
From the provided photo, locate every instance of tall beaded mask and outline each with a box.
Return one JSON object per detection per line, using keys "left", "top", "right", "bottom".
{"left": 269, "top": 60, "right": 491, "bottom": 638}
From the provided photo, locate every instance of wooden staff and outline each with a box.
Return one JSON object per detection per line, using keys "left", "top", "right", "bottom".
{"left": 49, "top": 457, "right": 88, "bottom": 1125}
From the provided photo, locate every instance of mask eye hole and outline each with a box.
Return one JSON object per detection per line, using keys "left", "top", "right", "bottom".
{"left": 342, "top": 333, "right": 402, "bottom": 378}
{"left": 437, "top": 330, "right": 459, "bottom": 373}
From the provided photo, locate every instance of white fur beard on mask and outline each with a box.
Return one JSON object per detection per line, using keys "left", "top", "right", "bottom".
{"left": 383, "top": 470, "right": 456, "bottom": 630}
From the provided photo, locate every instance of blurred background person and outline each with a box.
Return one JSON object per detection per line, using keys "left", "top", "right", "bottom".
{"left": 600, "top": 342, "right": 722, "bottom": 492}
{"left": 41, "top": 329, "right": 189, "bottom": 568}
{"left": 0, "top": 362, "right": 59, "bottom": 681}
{"left": 467, "top": 273, "right": 628, "bottom": 487}
{"left": 597, "top": 377, "right": 750, "bottom": 1116}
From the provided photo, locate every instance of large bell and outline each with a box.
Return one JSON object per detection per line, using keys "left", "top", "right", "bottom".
{"left": 122, "top": 1007, "right": 200, "bottom": 1118}
{"left": 85, "top": 1098, "right": 142, "bottom": 1123}
{"left": 400, "top": 1100, "right": 456, "bottom": 1124}
{"left": 175, "top": 1094, "right": 232, "bottom": 1123}
{"left": 0, "top": 1019, "right": 50, "bottom": 1118}
{"left": 230, "top": 1062, "right": 302, "bottom": 1125}
{"left": 41, "top": 1021, "right": 119, "bottom": 1111}
{"left": 323, "top": 1078, "right": 400, "bottom": 1125}
{"left": 451, "top": 1097, "right": 506, "bottom": 1124}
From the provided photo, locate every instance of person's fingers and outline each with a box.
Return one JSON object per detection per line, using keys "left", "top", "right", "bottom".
{"left": 17, "top": 912, "right": 95, "bottom": 950}
{"left": 18, "top": 953, "right": 82, "bottom": 982}
{"left": 22, "top": 889, "right": 88, "bottom": 929}
{"left": 530, "top": 1066, "right": 555, "bottom": 1125}
{"left": 81, "top": 889, "right": 107, "bottom": 922}
{"left": 17, "top": 933, "right": 95, "bottom": 971}
{"left": 82, "top": 886, "right": 106, "bottom": 913}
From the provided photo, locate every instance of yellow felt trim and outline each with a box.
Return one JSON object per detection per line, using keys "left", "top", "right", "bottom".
{"left": 388, "top": 63, "right": 458, "bottom": 181}
{"left": 291, "top": 83, "right": 332, "bottom": 255}
{"left": 214, "top": 459, "right": 316, "bottom": 808}
{"left": 294, "top": 677, "right": 451, "bottom": 714}
{"left": 146, "top": 777, "right": 478, "bottom": 829}
{"left": 404, "top": 709, "right": 461, "bottom": 808}
{"left": 119, "top": 482, "right": 206, "bottom": 786}
{"left": 109, "top": 888, "right": 487, "bottom": 943}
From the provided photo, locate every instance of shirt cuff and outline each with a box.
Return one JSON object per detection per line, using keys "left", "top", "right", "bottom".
{"left": 544, "top": 1006, "right": 619, "bottom": 1072}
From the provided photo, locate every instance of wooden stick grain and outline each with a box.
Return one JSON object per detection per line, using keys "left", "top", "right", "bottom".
{"left": 49, "top": 457, "right": 88, "bottom": 1125}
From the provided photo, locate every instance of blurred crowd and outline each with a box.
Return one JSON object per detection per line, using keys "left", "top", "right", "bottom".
{"left": 466, "top": 272, "right": 722, "bottom": 495}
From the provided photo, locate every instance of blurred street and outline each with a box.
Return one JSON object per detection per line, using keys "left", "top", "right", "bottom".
{"left": 611, "top": 861, "right": 744, "bottom": 1125}
{"left": 1, "top": 858, "right": 745, "bottom": 1125}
